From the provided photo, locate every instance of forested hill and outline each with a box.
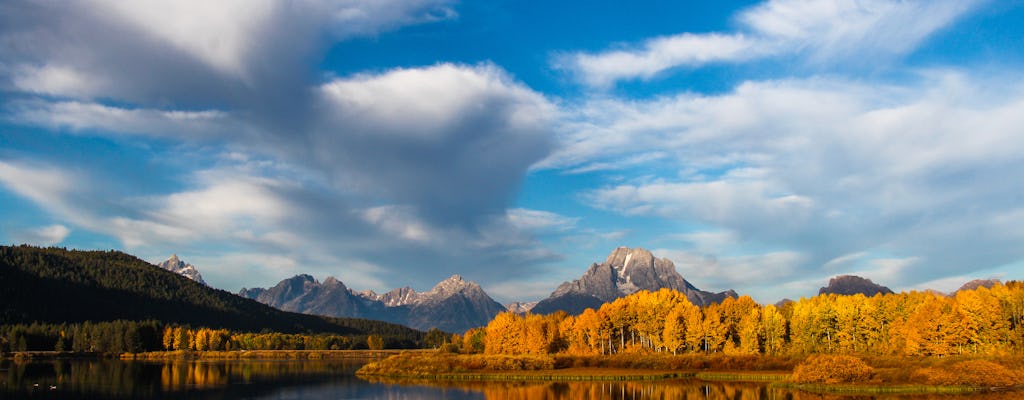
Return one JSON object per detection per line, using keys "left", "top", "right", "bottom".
{"left": 0, "top": 245, "right": 420, "bottom": 338}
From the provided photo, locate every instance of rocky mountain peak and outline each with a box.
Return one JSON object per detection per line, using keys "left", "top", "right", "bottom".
{"left": 506, "top": 301, "right": 537, "bottom": 314}
{"left": 428, "top": 274, "right": 476, "bottom": 296}
{"left": 158, "top": 254, "right": 206, "bottom": 285}
{"left": 819, "top": 275, "right": 893, "bottom": 296}
{"left": 534, "top": 246, "right": 735, "bottom": 315}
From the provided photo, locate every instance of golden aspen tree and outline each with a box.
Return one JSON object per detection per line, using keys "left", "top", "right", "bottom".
{"left": 485, "top": 312, "right": 524, "bottom": 354}
{"left": 193, "top": 328, "right": 208, "bottom": 351}
{"left": 462, "top": 327, "right": 486, "bottom": 354}
{"left": 957, "top": 286, "right": 1009, "bottom": 354}
{"left": 162, "top": 326, "right": 175, "bottom": 351}
{"left": 737, "top": 307, "right": 761, "bottom": 354}
{"left": 572, "top": 308, "right": 606, "bottom": 355}
{"left": 366, "top": 335, "right": 384, "bottom": 350}
{"left": 760, "top": 304, "right": 786, "bottom": 355}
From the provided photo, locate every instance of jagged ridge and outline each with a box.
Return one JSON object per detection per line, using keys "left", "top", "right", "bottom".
{"left": 240, "top": 274, "right": 505, "bottom": 333}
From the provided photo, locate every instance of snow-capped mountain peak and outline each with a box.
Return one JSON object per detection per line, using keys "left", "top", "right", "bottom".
{"left": 158, "top": 254, "right": 206, "bottom": 285}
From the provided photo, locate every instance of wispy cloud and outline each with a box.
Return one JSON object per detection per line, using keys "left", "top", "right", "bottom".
{"left": 559, "top": 0, "right": 981, "bottom": 87}
{"left": 12, "top": 224, "right": 70, "bottom": 246}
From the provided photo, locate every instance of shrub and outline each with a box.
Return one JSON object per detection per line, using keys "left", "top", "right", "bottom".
{"left": 791, "top": 354, "right": 875, "bottom": 384}
{"left": 912, "top": 360, "right": 1021, "bottom": 387}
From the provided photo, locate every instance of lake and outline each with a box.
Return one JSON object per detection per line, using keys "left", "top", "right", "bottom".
{"left": 1, "top": 358, "right": 1020, "bottom": 399}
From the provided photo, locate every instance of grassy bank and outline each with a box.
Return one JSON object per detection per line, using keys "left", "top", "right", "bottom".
{"left": 356, "top": 351, "right": 1024, "bottom": 393}
{"left": 695, "top": 371, "right": 790, "bottom": 382}
{"left": 773, "top": 382, "right": 980, "bottom": 395}
{"left": 356, "top": 353, "right": 793, "bottom": 382}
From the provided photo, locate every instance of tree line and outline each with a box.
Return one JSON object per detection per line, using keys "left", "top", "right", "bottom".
{"left": 463, "top": 282, "right": 1024, "bottom": 357}
{"left": 0, "top": 321, "right": 425, "bottom": 354}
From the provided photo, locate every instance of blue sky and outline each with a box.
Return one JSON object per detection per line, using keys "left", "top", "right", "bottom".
{"left": 2, "top": 0, "right": 1023, "bottom": 303}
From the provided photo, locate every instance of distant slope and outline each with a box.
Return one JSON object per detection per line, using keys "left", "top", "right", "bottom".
{"left": 0, "top": 245, "right": 421, "bottom": 340}
{"left": 956, "top": 279, "right": 1001, "bottom": 293}
{"left": 818, "top": 275, "right": 893, "bottom": 296}
{"left": 532, "top": 247, "right": 736, "bottom": 315}
{"left": 241, "top": 274, "right": 505, "bottom": 333}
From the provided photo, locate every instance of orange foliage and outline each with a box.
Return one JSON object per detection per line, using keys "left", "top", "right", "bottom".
{"left": 471, "top": 282, "right": 1024, "bottom": 359}
{"left": 790, "top": 354, "right": 875, "bottom": 384}
{"left": 912, "top": 360, "right": 1022, "bottom": 387}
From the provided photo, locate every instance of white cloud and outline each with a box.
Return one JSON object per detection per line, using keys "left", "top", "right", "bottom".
{"left": 0, "top": 161, "right": 77, "bottom": 217}
{"left": 309, "top": 63, "right": 556, "bottom": 219}
{"left": 13, "top": 224, "right": 71, "bottom": 246}
{"left": 587, "top": 179, "right": 815, "bottom": 228}
{"left": 7, "top": 100, "right": 233, "bottom": 138}
{"left": 10, "top": 64, "right": 108, "bottom": 98}
{"left": 740, "top": 0, "right": 977, "bottom": 62}
{"left": 559, "top": 33, "right": 764, "bottom": 87}
{"left": 561, "top": 0, "right": 981, "bottom": 86}
{"left": 660, "top": 248, "right": 807, "bottom": 300}
{"left": 507, "top": 208, "right": 578, "bottom": 233}
{"left": 90, "top": 0, "right": 276, "bottom": 79}
{"left": 821, "top": 252, "right": 867, "bottom": 271}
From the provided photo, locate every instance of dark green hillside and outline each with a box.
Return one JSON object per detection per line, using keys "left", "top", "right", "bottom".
{"left": 0, "top": 245, "right": 421, "bottom": 340}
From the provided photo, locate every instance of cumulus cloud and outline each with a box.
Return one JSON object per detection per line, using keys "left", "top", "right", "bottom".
{"left": 0, "top": 0, "right": 456, "bottom": 104}
{"left": 308, "top": 63, "right": 556, "bottom": 224}
{"left": 560, "top": 0, "right": 981, "bottom": 86}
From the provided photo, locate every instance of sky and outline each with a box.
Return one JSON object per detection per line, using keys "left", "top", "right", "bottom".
{"left": 1, "top": 0, "right": 1023, "bottom": 304}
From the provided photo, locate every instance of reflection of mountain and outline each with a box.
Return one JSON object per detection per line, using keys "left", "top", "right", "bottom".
{"left": 532, "top": 247, "right": 736, "bottom": 315}
{"left": 240, "top": 275, "right": 505, "bottom": 333}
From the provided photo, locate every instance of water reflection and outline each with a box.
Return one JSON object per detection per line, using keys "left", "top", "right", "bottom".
{"left": 369, "top": 378, "right": 1024, "bottom": 400}
{"left": 3, "top": 359, "right": 1023, "bottom": 399}
{"left": 0, "top": 358, "right": 393, "bottom": 399}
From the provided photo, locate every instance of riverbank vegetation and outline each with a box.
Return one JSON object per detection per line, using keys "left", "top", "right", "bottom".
{"left": 361, "top": 282, "right": 1024, "bottom": 390}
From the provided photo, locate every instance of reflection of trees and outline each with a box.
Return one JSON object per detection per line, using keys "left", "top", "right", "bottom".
{"left": 478, "top": 380, "right": 773, "bottom": 400}
{"left": 0, "top": 359, "right": 365, "bottom": 398}
{"left": 369, "top": 378, "right": 1024, "bottom": 400}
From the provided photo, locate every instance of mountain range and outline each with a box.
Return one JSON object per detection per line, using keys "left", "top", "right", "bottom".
{"left": 240, "top": 274, "right": 505, "bottom": 333}
{"left": 238, "top": 246, "right": 739, "bottom": 331}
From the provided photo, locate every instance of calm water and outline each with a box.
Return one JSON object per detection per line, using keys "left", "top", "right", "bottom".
{"left": 2, "top": 358, "right": 1022, "bottom": 400}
